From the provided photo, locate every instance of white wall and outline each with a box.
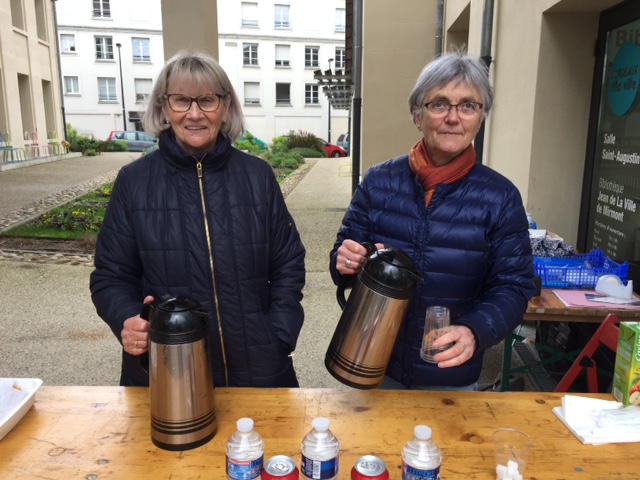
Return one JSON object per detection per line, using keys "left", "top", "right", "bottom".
{"left": 217, "top": 0, "right": 349, "bottom": 144}
{"left": 56, "top": 0, "right": 164, "bottom": 140}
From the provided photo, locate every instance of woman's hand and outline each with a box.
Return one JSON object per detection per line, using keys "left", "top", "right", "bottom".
{"left": 431, "top": 325, "right": 477, "bottom": 368}
{"left": 336, "top": 239, "right": 385, "bottom": 275}
{"left": 121, "top": 295, "right": 153, "bottom": 355}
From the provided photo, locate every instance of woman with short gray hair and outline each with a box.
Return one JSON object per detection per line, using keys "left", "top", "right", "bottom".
{"left": 330, "top": 51, "right": 534, "bottom": 390}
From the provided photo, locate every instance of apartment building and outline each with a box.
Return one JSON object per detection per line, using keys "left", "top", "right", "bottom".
{"left": 0, "top": 0, "right": 63, "bottom": 151}
{"left": 55, "top": 0, "right": 164, "bottom": 140}
{"left": 216, "top": 1, "right": 349, "bottom": 144}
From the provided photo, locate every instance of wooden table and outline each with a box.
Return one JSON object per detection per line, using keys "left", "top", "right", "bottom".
{"left": 500, "top": 289, "right": 640, "bottom": 391}
{"left": 0, "top": 387, "right": 637, "bottom": 479}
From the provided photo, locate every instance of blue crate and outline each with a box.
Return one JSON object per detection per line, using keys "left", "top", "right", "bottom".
{"left": 533, "top": 248, "right": 628, "bottom": 289}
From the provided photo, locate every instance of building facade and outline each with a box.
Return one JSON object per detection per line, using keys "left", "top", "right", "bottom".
{"left": 216, "top": 0, "right": 349, "bottom": 144}
{"left": 0, "top": 0, "right": 64, "bottom": 151}
{"left": 360, "top": 0, "right": 639, "bottom": 287}
{"left": 55, "top": 0, "right": 164, "bottom": 140}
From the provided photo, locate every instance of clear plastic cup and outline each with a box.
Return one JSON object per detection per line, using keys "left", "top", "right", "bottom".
{"left": 420, "top": 306, "right": 452, "bottom": 363}
{"left": 493, "top": 428, "right": 532, "bottom": 479}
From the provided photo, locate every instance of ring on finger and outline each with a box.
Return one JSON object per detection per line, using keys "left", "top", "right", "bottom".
{"left": 134, "top": 340, "right": 138, "bottom": 349}
{"left": 346, "top": 258, "right": 352, "bottom": 268}
{"left": 460, "top": 341, "right": 466, "bottom": 350}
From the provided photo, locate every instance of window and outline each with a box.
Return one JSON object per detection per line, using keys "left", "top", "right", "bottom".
{"left": 10, "top": 0, "right": 25, "bottom": 30}
{"left": 276, "top": 83, "right": 291, "bottom": 105}
{"left": 93, "top": 0, "right": 111, "bottom": 18}
{"left": 242, "top": 2, "right": 258, "bottom": 27}
{"left": 305, "top": 47, "right": 319, "bottom": 68}
{"left": 335, "top": 47, "right": 346, "bottom": 69}
{"left": 274, "top": 5, "right": 290, "bottom": 29}
{"left": 98, "top": 77, "right": 117, "bottom": 101}
{"left": 61, "top": 34, "right": 76, "bottom": 53}
{"left": 243, "top": 43, "right": 259, "bottom": 66}
{"left": 275, "top": 45, "right": 290, "bottom": 68}
{"left": 244, "top": 82, "right": 260, "bottom": 105}
{"left": 305, "top": 84, "right": 319, "bottom": 105}
{"left": 335, "top": 8, "right": 346, "bottom": 33}
{"left": 132, "top": 38, "right": 150, "bottom": 62}
{"left": 64, "top": 76, "right": 79, "bottom": 95}
{"left": 95, "top": 36, "right": 114, "bottom": 60}
{"left": 134, "top": 78, "right": 152, "bottom": 103}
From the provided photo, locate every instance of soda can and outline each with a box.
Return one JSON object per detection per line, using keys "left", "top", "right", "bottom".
{"left": 262, "top": 455, "right": 299, "bottom": 479}
{"left": 351, "top": 455, "right": 390, "bottom": 480}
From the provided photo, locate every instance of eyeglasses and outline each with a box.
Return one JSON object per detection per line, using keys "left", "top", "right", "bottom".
{"left": 165, "top": 93, "right": 226, "bottom": 112}
{"left": 423, "top": 100, "right": 483, "bottom": 116}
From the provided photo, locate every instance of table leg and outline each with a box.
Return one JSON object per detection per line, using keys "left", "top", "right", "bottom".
{"left": 500, "top": 332, "right": 515, "bottom": 392}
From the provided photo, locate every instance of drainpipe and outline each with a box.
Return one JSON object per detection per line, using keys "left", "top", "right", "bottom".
{"left": 475, "top": 0, "right": 495, "bottom": 164}
{"left": 351, "top": 0, "right": 363, "bottom": 194}
{"left": 52, "top": 0, "right": 68, "bottom": 140}
{"left": 435, "top": 0, "right": 444, "bottom": 56}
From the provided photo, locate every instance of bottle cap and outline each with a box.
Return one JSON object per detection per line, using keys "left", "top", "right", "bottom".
{"left": 237, "top": 417, "right": 254, "bottom": 432}
{"left": 312, "top": 417, "right": 330, "bottom": 431}
{"left": 414, "top": 425, "right": 432, "bottom": 440}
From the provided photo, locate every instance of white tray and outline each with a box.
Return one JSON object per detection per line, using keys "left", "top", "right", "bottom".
{"left": 0, "top": 378, "right": 43, "bottom": 440}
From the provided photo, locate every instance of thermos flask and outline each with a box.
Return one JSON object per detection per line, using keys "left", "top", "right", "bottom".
{"left": 141, "top": 296, "right": 218, "bottom": 451}
{"left": 325, "top": 243, "right": 422, "bottom": 389}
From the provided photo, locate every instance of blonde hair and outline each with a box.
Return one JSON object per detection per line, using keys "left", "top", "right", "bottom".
{"left": 143, "top": 50, "right": 245, "bottom": 141}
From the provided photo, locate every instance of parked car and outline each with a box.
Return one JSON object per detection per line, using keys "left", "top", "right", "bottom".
{"left": 336, "top": 132, "right": 349, "bottom": 155}
{"left": 108, "top": 130, "right": 157, "bottom": 152}
{"left": 317, "top": 138, "right": 346, "bottom": 157}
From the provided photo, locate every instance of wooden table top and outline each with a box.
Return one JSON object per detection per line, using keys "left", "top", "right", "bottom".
{"left": 524, "top": 288, "right": 640, "bottom": 323}
{"left": 0, "top": 387, "right": 636, "bottom": 479}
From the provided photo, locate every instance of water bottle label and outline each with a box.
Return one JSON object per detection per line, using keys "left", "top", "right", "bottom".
{"left": 226, "top": 454, "right": 263, "bottom": 479}
{"left": 301, "top": 453, "right": 339, "bottom": 479}
{"left": 402, "top": 461, "right": 440, "bottom": 480}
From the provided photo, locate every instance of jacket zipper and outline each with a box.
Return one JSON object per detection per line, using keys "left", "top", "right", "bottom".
{"left": 196, "top": 160, "right": 229, "bottom": 386}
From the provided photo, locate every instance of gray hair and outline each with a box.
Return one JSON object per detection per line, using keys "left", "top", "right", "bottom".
{"left": 408, "top": 52, "right": 493, "bottom": 123}
{"left": 144, "top": 50, "right": 245, "bottom": 142}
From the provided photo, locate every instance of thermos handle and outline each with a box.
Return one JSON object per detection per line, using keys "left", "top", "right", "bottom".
{"left": 138, "top": 301, "right": 155, "bottom": 374}
{"left": 336, "top": 242, "right": 379, "bottom": 309}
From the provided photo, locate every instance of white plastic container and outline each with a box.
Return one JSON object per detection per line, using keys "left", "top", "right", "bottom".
{"left": 401, "top": 425, "right": 442, "bottom": 480}
{"left": 226, "top": 417, "right": 264, "bottom": 479}
{"left": 301, "top": 417, "right": 339, "bottom": 480}
{"left": 0, "top": 378, "right": 43, "bottom": 441}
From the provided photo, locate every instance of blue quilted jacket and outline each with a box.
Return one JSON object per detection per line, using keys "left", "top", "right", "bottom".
{"left": 91, "top": 130, "right": 305, "bottom": 387}
{"left": 330, "top": 154, "right": 535, "bottom": 387}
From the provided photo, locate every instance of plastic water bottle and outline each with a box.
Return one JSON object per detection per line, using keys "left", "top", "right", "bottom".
{"left": 401, "top": 425, "right": 442, "bottom": 480}
{"left": 226, "top": 417, "right": 264, "bottom": 480}
{"left": 301, "top": 417, "right": 339, "bottom": 480}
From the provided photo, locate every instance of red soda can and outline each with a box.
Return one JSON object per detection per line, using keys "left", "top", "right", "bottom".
{"left": 262, "top": 455, "right": 299, "bottom": 479}
{"left": 351, "top": 455, "right": 390, "bottom": 480}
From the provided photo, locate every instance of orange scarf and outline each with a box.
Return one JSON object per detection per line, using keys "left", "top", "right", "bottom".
{"left": 408, "top": 140, "right": 476, "bottom": 207}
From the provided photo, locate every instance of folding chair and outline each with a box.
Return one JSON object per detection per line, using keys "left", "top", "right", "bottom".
{"left": 29, "top": 131, "right": 50, "bottom": 157}
{"left": 47, "top": 131, "right": 65, "bottom": 155}
{"left": 554, "top": 313, "right": 619, "bottom": 393}
{"left": 1, "top": 132, "right": 26, "bottom": 161}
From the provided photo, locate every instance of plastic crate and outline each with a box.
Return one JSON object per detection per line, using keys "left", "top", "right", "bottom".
{"left": 533, "top": 248, "right": 628, "bottom": 289}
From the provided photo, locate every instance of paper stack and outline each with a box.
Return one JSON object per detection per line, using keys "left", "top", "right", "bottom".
{"left": 552, "top": 395, "right": 640, "bottom": 445}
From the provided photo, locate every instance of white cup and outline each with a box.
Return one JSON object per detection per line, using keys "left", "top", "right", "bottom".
{"left": 420, "top": 306, "right": 453, "bottom": 363}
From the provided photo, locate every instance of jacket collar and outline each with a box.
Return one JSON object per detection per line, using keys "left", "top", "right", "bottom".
{"left": 158, "top": 128, "right": 231, "bottom": 171}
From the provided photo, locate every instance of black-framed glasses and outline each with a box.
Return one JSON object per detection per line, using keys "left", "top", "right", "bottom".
{"left": 165, "top": 93, "right": 226, "bottom": 112}
{"left": 424, "top": 100, "right": 483, "bottom": 116}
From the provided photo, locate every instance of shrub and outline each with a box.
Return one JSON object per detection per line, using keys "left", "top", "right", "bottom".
{"left": 84, "top": 149, "right": 97, "bottom": 156}
{"left": 234, "top": 131, "right": 267, "bottom": 152}
{"left": 271, "top": 136, "right": 290, "bottom": 154}
{"left": 287, "top": 130, "right": 323, "bottom": 154}
{"left": 290, "top": 147, "right": 324, "bottom": 158}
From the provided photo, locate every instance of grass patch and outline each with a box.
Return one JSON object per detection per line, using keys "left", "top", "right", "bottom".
{"left": 0, "top": 182, "right": 113, "bottom": 240}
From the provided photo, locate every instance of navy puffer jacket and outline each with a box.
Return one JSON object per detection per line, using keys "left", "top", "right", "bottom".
{"left": 330, "top": 154, "right": 535, "bottom": 387}
{"left": 91, "top": 130, "right": 305, "bottom": 387}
